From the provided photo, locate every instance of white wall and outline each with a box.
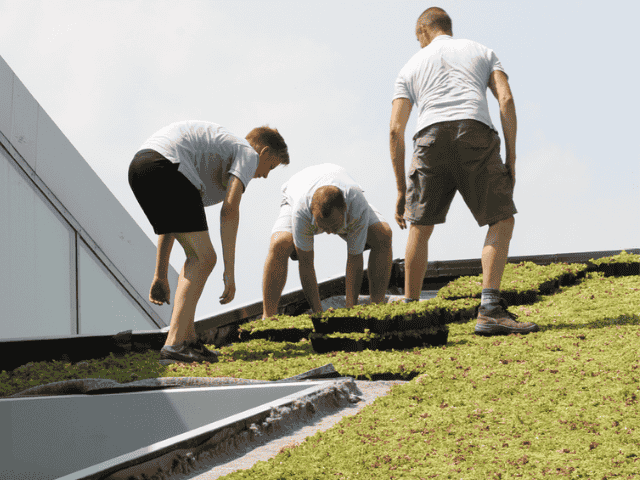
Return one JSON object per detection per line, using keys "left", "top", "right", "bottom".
{"left": 0, "top": 54, "right": 178, "bottom": 340}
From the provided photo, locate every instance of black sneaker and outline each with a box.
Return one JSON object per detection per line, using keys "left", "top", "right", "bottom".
{"left": 158, "top": 343, "right": 212, "bottom": 366}
{"left": 475, "top": 299, "right": 540, "bottom": 336}
{"left": 189, "top": 340, "right": 220, "bottom": 362}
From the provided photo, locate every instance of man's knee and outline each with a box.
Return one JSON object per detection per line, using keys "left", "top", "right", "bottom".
{"left": 488, "top": 216, "right": 515, "bottom": 242}
{"left": 270, "top": 231, "right": 294, "bottom": 257}
{"left": 410, "top": 223, "right": 435, "bottom": 241}
{"left": 490, "top": 216, "right": 515, "bottom": 229}
{"left": 368, "top": 222, "right": 393, "bottom": 250}
{"left": 174, "top": 232, "right": 217, "bottom": 270}
{"left": 194, "top": 249, "right": 217, "bottom": 273}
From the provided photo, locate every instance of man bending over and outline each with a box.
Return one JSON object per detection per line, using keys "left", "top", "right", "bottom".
{"left": 262, "top": 163, "right": 393, "bottom": 317}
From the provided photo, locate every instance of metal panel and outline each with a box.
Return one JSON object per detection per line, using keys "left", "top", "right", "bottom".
{"left": 78, "top": 238, "right": 161, "bottom": 335}
{"left": 0, "top": 55, "right": 13, "bottom": 141}
{"left": 0, "top": 381, "right": 334, "bottom": 480}
{"left": 0, "top": 146, "right": 74, "bottom": 340}
{"left": 10, "top": 73, "right": 38, "bottom": 169}
{"left": 35, "top": 106, "right": 174, "bottom": 328}
{"left": 71, "top": 230, "right": 79, "bottom": 335}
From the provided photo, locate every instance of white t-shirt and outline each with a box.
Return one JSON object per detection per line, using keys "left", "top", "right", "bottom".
{"left": 393, "top": 35, "right": 507, "bottom": 136}
{"left": 138, "top": 121, "right": 258, "bottom": 207}
{"left": 282, "top": 163, "right": 373, "bottom": 255}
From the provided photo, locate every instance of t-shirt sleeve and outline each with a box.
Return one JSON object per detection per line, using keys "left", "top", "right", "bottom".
{"left": 392, "top": 67, "right": 414, "bottom": 104}
{"left": 229, "top": 144, "right": 258, "bottom": 192}
{"left": 292, "top": 202, "right": 315, "bottom": 252}
{"left": 345, "top": 190, "right": 372, "bottom": 255}
{"left": 487, "top": 49, "right": 508, "bottom": 80}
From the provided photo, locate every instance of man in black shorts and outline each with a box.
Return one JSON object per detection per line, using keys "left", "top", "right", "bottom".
{"left": 389, "top": 7, "right": 539, "bottom": 335}
{"left": 128, "top": 121, "right": 289, "bottom": 364}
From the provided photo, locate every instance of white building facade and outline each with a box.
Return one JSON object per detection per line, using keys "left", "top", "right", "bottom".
{"left": 0, "top": 55, "right": 177, "bottom": 341}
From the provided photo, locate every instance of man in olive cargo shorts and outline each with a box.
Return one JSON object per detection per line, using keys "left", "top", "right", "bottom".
{"left": 389, "top": 7, "right": 538, "bottom": 335}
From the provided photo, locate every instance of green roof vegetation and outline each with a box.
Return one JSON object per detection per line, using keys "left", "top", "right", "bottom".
{"left": 1, "top": 253, "right": 639, "bottom": 478}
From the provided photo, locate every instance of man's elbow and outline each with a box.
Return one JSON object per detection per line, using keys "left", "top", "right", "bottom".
{"left": 389, "top": 127, "right": 404, "bottom": 142}
{"left": 220, "top": 205, "right": 240, "bottom": 221}
{"left": 499, "top": 94, "right": 515, "bottom": 110}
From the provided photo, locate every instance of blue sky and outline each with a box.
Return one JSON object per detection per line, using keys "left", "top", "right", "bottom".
{"left": 1, "top": 0, "right": 638, "bottom": 320}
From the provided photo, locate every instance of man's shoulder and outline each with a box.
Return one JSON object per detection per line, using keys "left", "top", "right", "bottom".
{"left": 205, "top": 126, "right": 254, "bottom": 154}
{"left": 292, "top": 198, "right": 314, "bottom": 228}
{"left": 453, "top": 38, "right": 496, "bottom": 56}
{"left": 398, "top": 37, "right": 484, "bottom": 73}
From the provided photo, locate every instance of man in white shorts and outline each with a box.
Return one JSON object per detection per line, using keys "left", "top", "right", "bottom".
{"left": 261, "top": 163, "right": 393, "bottom": 318}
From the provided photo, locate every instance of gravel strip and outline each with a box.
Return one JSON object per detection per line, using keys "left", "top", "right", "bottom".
{"left": 154, "top": 379, "right": 408, "bottom": 480}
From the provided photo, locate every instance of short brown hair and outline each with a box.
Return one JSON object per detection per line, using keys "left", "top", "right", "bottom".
{"left": 311, "top": 186, "right": 346, "bottom": 218}
{"left": 246, "top": 125, "right": 290, "bottom": 165}
{"left": 417, "top": 7, "right": 452, "bottom": 34}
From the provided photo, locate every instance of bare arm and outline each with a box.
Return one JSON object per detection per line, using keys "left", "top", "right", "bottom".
{"left": 389, "top": 98, "right": 412, "bottom": 229}
{"left": 154, "top": 234, "right": 174, "bottom": 279}
{"left": 297, "top": 248, "right": 323, "bottom": 313}
{"left": 345, "top": 252, "right": 364, "bottom": 309}
{"left": 488, "top": 70, "right": 517, "bottom": 183}
{"left": 149, "top": 233, "right": 174, "bottom": 305}
{"left": 219, "top": 175, "right": 243, "bottom": 304}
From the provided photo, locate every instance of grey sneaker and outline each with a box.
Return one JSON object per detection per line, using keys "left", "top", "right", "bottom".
{"left": 159, "top": 343, "right": 213, "bottom": 366}
{"left": 475, "top": 299, "right": 539, "bottom": 336}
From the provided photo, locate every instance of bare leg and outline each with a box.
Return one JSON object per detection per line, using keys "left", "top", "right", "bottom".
{"left": 366, "top": 222, "right": 393, "bottom": 303}
{"left": 404, "top": 224, "right": 434, "bottom": 300}
{"left": 262, "top": 232, "right": 294, "bottom": 318}
{"left": 165, "top": 231, "right": 216, "bottom": 347}
{"left": 481, "top": 216, "right": 515, "bottom": 290}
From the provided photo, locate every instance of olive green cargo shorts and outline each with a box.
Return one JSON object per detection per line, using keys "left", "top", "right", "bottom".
{"left": 405, "top": 119, "right": 517, "bottom": 227}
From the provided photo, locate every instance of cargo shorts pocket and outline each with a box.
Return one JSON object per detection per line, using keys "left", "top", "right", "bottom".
{"left": 410, "top": 135, "right": 437, "bottom": 175}
{"left": 485, "top": 161, "right": 514, "bottom": 212}
{"left": 487, "top": 162, "right": 512, "bottom": 188}
{"left": 486, "top": 162, "right": 509, "bottom": 175}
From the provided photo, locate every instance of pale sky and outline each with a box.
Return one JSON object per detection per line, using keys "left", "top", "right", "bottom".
{"left": 1, "top": 0, "right": 638, "bottom": 320}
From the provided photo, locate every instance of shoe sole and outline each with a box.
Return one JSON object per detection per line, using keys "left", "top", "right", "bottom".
{"left": 474, "top": 323, "right": 540, "bottom": 336}
{"left": 158, "top": 357, "right": 217, "bottom": 366}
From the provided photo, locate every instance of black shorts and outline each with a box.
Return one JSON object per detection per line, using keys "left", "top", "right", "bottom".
{"left": 128, "top": 149, "right": 208, "bottom": 235}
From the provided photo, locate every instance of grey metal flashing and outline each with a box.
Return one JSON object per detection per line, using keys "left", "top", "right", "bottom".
{"left": 2, "top": 378, "right": 357, "bottom": 480}
{"left": 71, "top": 230, "right": 79, "bottom": 335}
{"left": 397, "top": 248, "right": 640, "bottom": 279}
{"left": 0, "top": 130, "right": 167, "bottom": 330}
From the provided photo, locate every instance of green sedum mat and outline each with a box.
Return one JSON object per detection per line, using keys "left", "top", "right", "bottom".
{"left": 1, "top": 259, "right": 639, "bottom": 478}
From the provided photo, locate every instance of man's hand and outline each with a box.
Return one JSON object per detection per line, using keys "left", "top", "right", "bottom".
{"left": 220, "top": 271, "right": 236, "bottom": 304}
{"left": 395, "top": 191, "right": 407, "bottom": 229}
{"left": 297, "top": 248, "right": 323, "bottom": 313}
{"left": 149, "top": 276, "right": 171, "bottom": 305}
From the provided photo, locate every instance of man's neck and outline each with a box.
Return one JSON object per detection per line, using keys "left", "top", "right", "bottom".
{"left": 431, "top": 31, "right": 451, "bottom": 41}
